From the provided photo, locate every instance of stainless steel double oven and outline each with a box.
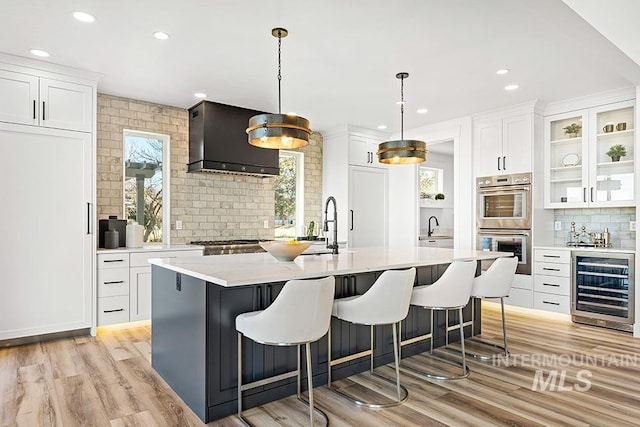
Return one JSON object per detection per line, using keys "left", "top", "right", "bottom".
{"left": 476, "top": 173, "right": 532, "bottom": 275}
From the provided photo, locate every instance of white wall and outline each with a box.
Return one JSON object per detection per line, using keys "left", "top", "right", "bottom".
{"left": 388, "top": 116, "right": 474, "bottom": 249}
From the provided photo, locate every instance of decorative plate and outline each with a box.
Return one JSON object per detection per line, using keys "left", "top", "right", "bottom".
{"left": 562, "top": 153, "right": 580, "bottom": 167}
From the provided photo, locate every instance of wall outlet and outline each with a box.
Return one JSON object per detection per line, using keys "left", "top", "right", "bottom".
{"left": 554, "top": 221, "right": 562, "bottom": 231}
{"left": 263, "top": 220, "right": 269, "bottom": 229}
{"left": 631, "top": 221, "right": 636, "bottom": 231}
{"left": 175, "top": 220, "right": 183, "bottom": 230}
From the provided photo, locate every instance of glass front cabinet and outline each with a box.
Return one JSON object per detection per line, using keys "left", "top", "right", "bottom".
{"left": 544, "top": 100, "right": 635, "bottom": 208}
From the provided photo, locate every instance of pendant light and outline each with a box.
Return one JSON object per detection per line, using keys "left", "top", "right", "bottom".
{"left": 246, "top": 28, "right": 311, "bottom": 149}
{"left": 377, "top": 72, "right": 427, "bottom": 164}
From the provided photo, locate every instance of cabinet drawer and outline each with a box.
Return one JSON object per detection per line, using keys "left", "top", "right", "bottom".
{"left": 535, "top": 249, "right": 570, "bottom": 264}
{"left": 534, "top": 274, "right": 570, "bottom": 296}
{"left": 97, "top": 296, "right": 130, "bottom": 325}
{"left": 512, "top": 273, "right": 533, "bottom": 290}
{"left": 97, "top": 253, "right": 130, "bottom": 269}
{"left": 130, "top": 249, "right": 202, "bottom": 267}
{"left": 534, "top": 292, "right": 570, "bottom": 314}
{"left": 534, "top": 262, "right": 570, "bottom": 277}
{"left": 502, "top": 287, "right": 533, "bottom": 309}
{"left": 97, "top": 268, "right": 129, "bottom": 297}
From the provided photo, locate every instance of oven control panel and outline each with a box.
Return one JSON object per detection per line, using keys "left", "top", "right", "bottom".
{"left": 477, "top": 172, "right": 531, "bottom": 188}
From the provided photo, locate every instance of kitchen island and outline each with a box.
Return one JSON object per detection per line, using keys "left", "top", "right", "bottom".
{"left": 149, "top": 246, "right": 510, "bottom": 422}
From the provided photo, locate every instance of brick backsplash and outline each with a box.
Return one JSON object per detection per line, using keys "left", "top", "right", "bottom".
{"left": 96, "top": 93, "right": 323, "bottom": 244}
{"left": 554, "top": 207, "right": 636, "bottom": 248}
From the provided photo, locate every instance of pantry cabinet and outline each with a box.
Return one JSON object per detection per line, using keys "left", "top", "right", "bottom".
{"left": 0, "top": 68, "right": 93, "bottom": 132}
{"left": 544, "top": 99, "right": 635, "bottom": 208}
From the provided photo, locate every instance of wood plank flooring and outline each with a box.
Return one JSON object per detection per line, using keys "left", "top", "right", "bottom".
{"left": 2, "top": 305, "right": 640, "bottom": 426}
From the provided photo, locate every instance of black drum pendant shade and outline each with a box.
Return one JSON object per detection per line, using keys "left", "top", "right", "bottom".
{"left": 377, "top": 72, "right": 427, "bottom": 164}
{"left": 246, "top": 28, "right": 311, "bottom": 149}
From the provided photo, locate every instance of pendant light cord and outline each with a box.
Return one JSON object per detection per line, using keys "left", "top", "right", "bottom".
{"left": 400, "top": 75, "right": 404, "bottom": 140}
{"left": 277, "top": 30, "right": 282, "bottom": 114}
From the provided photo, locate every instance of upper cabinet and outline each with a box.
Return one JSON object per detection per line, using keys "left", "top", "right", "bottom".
{"left": 0, "top": 68, "right": 92, "bottom": 132}
{"left": 544, "top": 99, "right": 635, "bottom": 208}
{"left": 474, "top": 113, "right": 533, "bottom": 176}
{"left": 348, "top": 133, "right": 387, "bottom": 167}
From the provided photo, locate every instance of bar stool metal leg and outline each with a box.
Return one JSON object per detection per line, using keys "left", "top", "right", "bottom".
{"left": 463, "top": 297, "right": 510, "bottom": 361}
{"left": 327, "top": 322, "right": 408, "bottom": 408}
{"left": 400, "top": 307, "right": 470, "bottom": 380}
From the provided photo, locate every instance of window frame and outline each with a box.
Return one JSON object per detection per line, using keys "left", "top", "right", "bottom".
{"left": 122, "top": 129, "right": 171, "bottom": 245}
{"left": 276, "top": 150, "right": 305, "bottom": 238}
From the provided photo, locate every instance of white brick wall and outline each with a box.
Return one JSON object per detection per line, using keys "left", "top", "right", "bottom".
{"left": 96, "top": 93, "right": 323, "bottom": 244}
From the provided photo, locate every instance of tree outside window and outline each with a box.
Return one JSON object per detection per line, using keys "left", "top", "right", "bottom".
{"left": 124, "top": 132, "right": 168, "bottom": 243}
{"left": 419, "top": 167, "right": 443, "bottom": 198}
{"left": 274, "top": 155, "right": 297, "bottom": 238}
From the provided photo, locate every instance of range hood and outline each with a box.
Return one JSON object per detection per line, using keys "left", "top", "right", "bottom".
{"left": 188, "top": 101, "right": 279, "bottom": 176}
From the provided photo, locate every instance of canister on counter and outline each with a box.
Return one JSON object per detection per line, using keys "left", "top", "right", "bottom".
{"left": 105, "top": 229, "right": 119, "bottom": 249}
{"left": 603, "top": 227, "right": 611, "bottom": 248}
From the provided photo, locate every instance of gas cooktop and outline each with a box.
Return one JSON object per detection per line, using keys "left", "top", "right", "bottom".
{"left": 191, "top": 239, "right": 261, "bottom": 246}
{"left": 190, "top": 240, "right": 264, "bottom": 255}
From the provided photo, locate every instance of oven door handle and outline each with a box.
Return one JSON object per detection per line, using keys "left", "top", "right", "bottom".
{"left": 479, "top": 186, "right": 530, "bottom": 194}
{"left": 478, "top": 230, "right": 530, "bottom": 236}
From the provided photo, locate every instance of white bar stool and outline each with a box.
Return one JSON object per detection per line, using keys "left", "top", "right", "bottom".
{"left": 465, "top": 256, "right": 518, "bottom": 360}
{"left": 400, "top": 260, "right": 476, "bottom": 380}
{"left": 236, "top": 276, "right": 335, "bottom": 426}
{"left": 328, "top": 268, "right": 416, "bottom": 408}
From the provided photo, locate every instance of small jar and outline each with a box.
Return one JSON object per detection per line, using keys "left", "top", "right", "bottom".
{"left": 105, "top": 229, "right": 119, "bottom": 249}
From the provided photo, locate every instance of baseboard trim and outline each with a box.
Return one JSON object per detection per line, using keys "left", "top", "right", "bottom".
{"left": 0, "top": 328, "right": 91, "bottom": 348}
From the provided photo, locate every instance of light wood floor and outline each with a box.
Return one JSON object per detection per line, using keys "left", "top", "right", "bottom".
{"left": 2, "top": 305, "right": 640, "bottom": 426}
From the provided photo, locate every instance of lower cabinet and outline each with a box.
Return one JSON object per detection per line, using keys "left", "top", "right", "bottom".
{"left": 97, "top": 248, "right": 202, "bottom": 326}
{"left": 501, "top": 274, "right": 533, "bottom": 309}
{"left": 533, "top": 248, "right": 571, "bottom": 314}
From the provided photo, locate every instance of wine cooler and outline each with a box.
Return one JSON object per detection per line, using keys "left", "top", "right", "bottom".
{"left": 572, "top": 251, "right": 635, "bottom": 332}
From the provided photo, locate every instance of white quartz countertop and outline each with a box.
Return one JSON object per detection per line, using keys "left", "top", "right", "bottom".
{"left": 534, "top": 245, "right": 635, "bottom": 254}
{"left": 149, "top": 246, "right": 512, "bottom": 287}
{"left": 97, "top": 244, "right": 203, "bottom": 254}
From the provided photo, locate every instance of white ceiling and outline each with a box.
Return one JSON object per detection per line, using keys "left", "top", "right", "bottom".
{"left": 1, "top": 0, "right": 639, "bottom": 134}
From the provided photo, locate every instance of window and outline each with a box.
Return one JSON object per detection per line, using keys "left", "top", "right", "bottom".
{"left": 123, "top": 130, "right": 170, "bottom": 244}
{"left": 419, "top": 167, "right": 443, "bottom": 198}
{"left": 274, "top": 151, "right": 304, "bottom": 239}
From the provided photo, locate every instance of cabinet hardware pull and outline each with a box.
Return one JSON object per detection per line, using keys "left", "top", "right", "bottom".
{"left": 104, "top": 259, "right": 124, "bottom": 263}
{"left": 42, "top": 101, "right": 45, "bottom": 121}
{"left": 497, "top": 157, "right": 501, "bottom": 171}
{"left": 542, "top": 267, "right": 560, "bottom": 271}
{"left": 33, "top": 100, "right": 36, "bottom": 119}
{"left": 104, "top": 308, "right": 124, "bottom": 313}
{"left": 369, "top": 152, "right": 372, "bottom": 163}
{"left": 583, "top": 187, "right": 586, "bottom": 203}
{"left": 86, "top": 202, "right": 92, "bottom": 234}
{"left": 503, "top": 156, "right": 506, "bottom": 170}
{"left": 590, "top": 187, "right": 594, "bottom": 203}
{"left": 350, "top": 210, "right": 354, "bottom": 231}
{"left": 543, "top": 283, "right": 560, "bottom": 287}
{"left": 542, "top": 301, "right": 560, "bottom": 306}
{"left": 104, "top": 280, "right": 125, "bottom": 285}
{"left": 543, "top": 255, "right": 560, "bottom": 258}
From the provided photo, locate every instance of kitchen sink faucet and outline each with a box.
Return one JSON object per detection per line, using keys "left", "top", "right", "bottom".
{"left": 428, "top": 216, "right": 439, "bottom": 237}
{"left": 324, "top": 196, "right": 339, "bottom": 255}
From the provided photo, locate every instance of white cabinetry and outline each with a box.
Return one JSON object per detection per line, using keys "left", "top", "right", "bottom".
{"left": 474, "top": 113, "right": 533, "bottom": 176}
{"left": 419, "top": 238, "right": 453, "bottom": 248}
{"left": 0, "top": 66, "right": 93, "bottom": 132}
{"left": 501, "top": 274, "right": 533, "bottom": 309}
{"left": 323, "top": 126, "right": 389, "bottom": 247}
{"left": 532, "top": 248, "right": 571, "bottom": 314}
{"left": 544, "top": 99, "right": 635, "bottom": 208}
{"left": 0, "top": 53, "right": 98, "bottom": 342}
{"left": 97, "top": 248, "right": 202, "bottom": 326}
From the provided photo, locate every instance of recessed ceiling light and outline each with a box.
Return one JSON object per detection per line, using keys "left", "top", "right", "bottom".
{"left": 496, "top": 68, "right": 510, "bottom": 75}
{"left": 29, "top": 49, "right": 50, "bottom": 57}
{"left": 194, "top": 92, "right": 207, "bottom": 98}
{"left": 504, "top": 84, "right": 519, "bottom": 91}
{"left": 395, "top": 101, "right": 404, "bottom": 105}
{"left": 416, "top": 108, "right": 429, "bottom": 114}
{"left": 72, "top": 11, "right": 95, "bottom": 23}
{"left": 377, "top": 125, "right": 388, "bottom": 130}
{"left": 153, "top": 31, "right": 170, "bottom": 40}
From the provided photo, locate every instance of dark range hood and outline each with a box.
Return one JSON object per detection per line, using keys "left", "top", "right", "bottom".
{"left": 187, "top": 100, "right": 279, "bottom": 176}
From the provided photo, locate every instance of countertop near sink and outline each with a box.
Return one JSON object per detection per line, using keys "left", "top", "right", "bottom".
{"left": 419, "top": 235, "right": 454, "bottom": 240}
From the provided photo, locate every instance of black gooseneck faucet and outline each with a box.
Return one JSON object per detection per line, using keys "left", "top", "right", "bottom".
{"left": 324, "top": 196, "right": 339, "bottom": 255}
